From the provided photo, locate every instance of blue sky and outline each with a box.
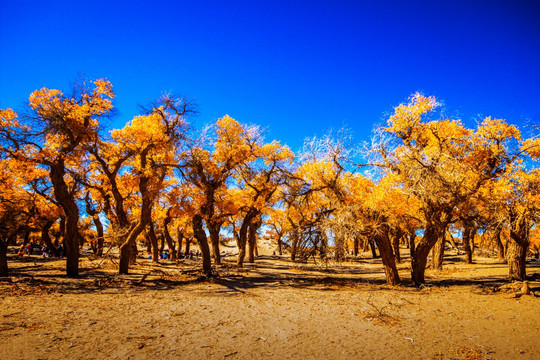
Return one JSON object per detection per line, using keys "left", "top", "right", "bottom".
{"left": 1, "top": 0, "right": 539, "bottom": 151}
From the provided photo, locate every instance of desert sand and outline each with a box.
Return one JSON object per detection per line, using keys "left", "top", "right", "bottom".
{"left": 1, "top": 244, "right": 539, "bottom": 360}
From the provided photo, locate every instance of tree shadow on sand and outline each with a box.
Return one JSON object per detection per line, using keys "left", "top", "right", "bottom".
{"left": 2, "top": 253, "right": 540, "bottom": 296}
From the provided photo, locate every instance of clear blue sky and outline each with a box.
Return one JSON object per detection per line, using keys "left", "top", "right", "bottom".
{"left": 1, "top": 0, "right": 539, "bottom": 151}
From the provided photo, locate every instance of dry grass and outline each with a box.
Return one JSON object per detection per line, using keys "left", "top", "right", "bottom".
{"left": 361, "top": 292, "right": 401, "bottom": 325}
{"left": 454, "top": 346, "right": 488, "bottom": 360}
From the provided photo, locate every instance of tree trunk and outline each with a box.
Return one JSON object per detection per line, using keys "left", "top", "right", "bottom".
{"left": 376, "top": 225, "right": 400, "bottom": 285}
{"left": 507, "top": 214, "right": 530, "bottom": 281}
{"left": 362, "top": 237, "right": 370, "bottom": 252}
{"left": 64, "top": 214, "right": 80, "bottom": 278}
{"left": 130, "top": 241, "right": 138, "bottom": 263}
{"left": 334, "top": 234, "right": 345, "bottom": 261}
{"left": 411, "top": 252, "right": 428, "bottom": 285}
{"left": 119, "top": 199, "right": 151, "bottom": 273}
{"left": 409, "top": 232, "right": 416, "bottom": 258}
{"left": 493, "top": 227, "right": 506, "bottom": 263}
{"left": 353, "top": 237, "right": 359, "bottom": 256}
{"left": 164, "top": 231, "right": 176, "bottom": 260}
{"left": 93, "top": 215, "right": 104, "bottom": 256}
{"left": 163, "top": 215, "right": 176, "bottom": 260}
{"left": 59, "top": 217, "right": 66, "bottom": 243}
{"left": 237, "top": 213, "right": 256, "bottom": 268}
{"left": 391, "top": 228, "right": 402, "bottom": 264}
{"left": 462, "top": 225, "right": 475, "bottom": 264}
{"left": 119, "top": 222, "right": 146, "bottom": 274}
{"left": 446, "top": 230, "right": 458, "bottom": 252}
{"left": 50, "top": 162, "right": 80, "bottom": 277}
{"left": 432, "top": 234, "right": 445, "bottom": 270}
{"left": 411, "top": 224, "right": 445, "bottom": 285}
{"left": 0, "top": 241, "right": 8, "bottom": 277}
{"left": 208, "top": 221, "right": 222, "bottom": 265}
{"left": 234, "top": 227, "right": 244, "bottom": 267}
{"left": 119, "top": 242, "right": 132, "bottom": 274}
{"left": 90, "top": 238, "right": 97, "bottom": 254}
{"left": 184, "top": 236, "right": 191, "bottom": 256}
{"left": 290, "top": 226, "right": 299, "bottom": 262}
{"left": 118, "top": 166, "right": 156, "bottom": 273}
{"left": 369, "top": 239, "right": 378, "bottom": 258}
{"left": 277, "top": 237, "right": 283, "bottom": 255}
{"left": 176, "top": 228, "right": 184, "bottom": 259}
{"left": 319, "top": 231, "right": 328, "bottom": 259}
{"left": 89, "top": 148, "right": 131, "bottom": 229}
{"left": 247, "top": 218, "right": 261, "bottom": 263}
{"left": 41, "top": 220, "right": 59, "bottom": 257}
{"left": 85, "top": 193, "right": 104, "bottom": 257}
{"left": 192, "top": 215, "right": 212, "bottom": 275}
{"left": 507, "top": 239, "right": 528, "bottom": 281}
{"left": 148, "top": 222, "right": 160, "bottom": 262}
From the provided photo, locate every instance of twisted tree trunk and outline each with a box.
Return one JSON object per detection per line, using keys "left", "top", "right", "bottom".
{"left": 237, "top": 211, "right": 258, "bottom": 268}
{"left": 493, "top": 226, "right": 506, "bottom": 263}
{"left": 411, "top": 222, "right": 447, "bottom": 286}
{"left": 50, "top": 162, "right": 80, "bottom": 277}
{"left": 432, "top": 233, "right": 445, "bottom": 270}
{"left": 192, "top": 215, "right": 212, "bottom": 275}
{"left": 462, "top": 225, "right": 476, "bottom": 264}
{"left": 119, "top": 221, "right": 147, "bottom": 274}
{"left": 376, "top": 225, "right": 401, "bottom": 286}
{"left": 163, "top": 213, "right": 176, "bottom": 260}
{"left": 208, "top": 221, "right": 222, "bottom": 265}
{"left": 118, "top": 147, "right": 162, "bottom": 274}
{"left": 119, "top": 188, "right": 152, "bottom": 273}
{"left": 409, "top": 232, "right": 416, "bottom": 258}
{"left": 91, "top": 216, "right": 104, "bottom": 256}
{"left": 391, "top": 228, "right": 403, "bottom": 264}
{"left": 507, "top": 213, "right": 530, "bottom": 281}
{"left": 248, "top": 217, "right": 262, "bottom": 263}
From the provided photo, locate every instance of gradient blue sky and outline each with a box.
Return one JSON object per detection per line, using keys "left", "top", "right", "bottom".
{"left": 1, "top": 0, "right": 539, "bottom": 151}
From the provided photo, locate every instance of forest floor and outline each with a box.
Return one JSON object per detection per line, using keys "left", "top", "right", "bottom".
{"left": 1, "top": 245, "right": 540, "bottom": 360}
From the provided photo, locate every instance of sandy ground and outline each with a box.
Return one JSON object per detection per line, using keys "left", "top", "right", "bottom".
{"left": 1, "top": 245, "right": 540, "bottom": 360}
